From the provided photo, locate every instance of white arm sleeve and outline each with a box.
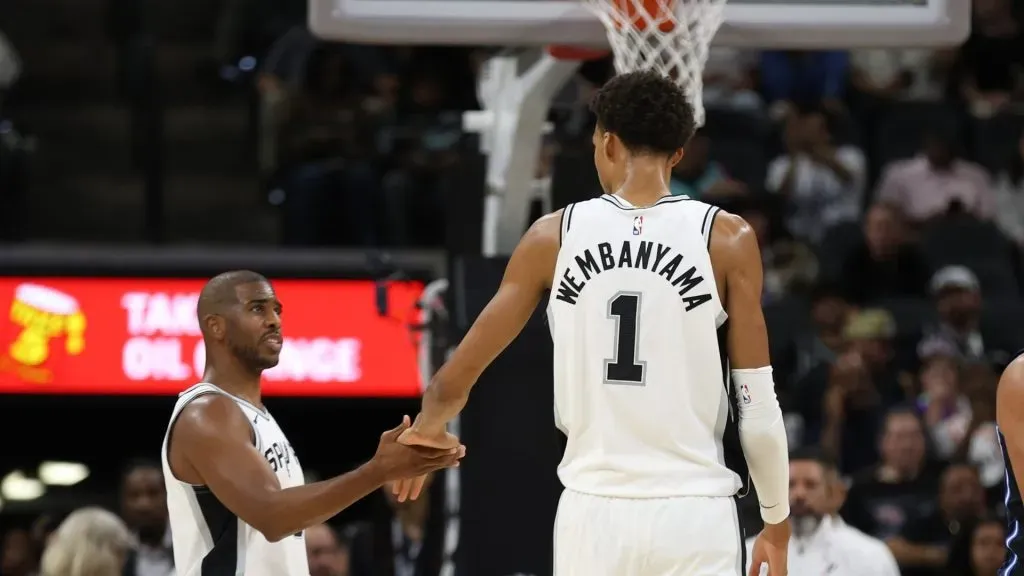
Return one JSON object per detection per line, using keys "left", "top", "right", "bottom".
{"left": 732, "top": 366, "right": 790, "bottom": 525}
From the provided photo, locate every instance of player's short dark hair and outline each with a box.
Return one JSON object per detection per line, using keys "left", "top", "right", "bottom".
{"left": 197, "top": 270, "right": 269, "bottom": 320}
{"left": 789, "top": 446, "right": 835, "bottom": 471}
{"left": 590, "top": 69, "right": 696, "bottom": 156}
{"left": 120, "top": 458, "right": 162, "bottom": 488}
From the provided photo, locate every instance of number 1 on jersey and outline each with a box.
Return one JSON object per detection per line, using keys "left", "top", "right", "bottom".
{"left": 604, "top": 292, "right": 646, "bottom": 386}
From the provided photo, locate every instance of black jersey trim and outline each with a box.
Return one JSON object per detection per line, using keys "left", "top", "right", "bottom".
{"left": 734, "top": 495, "right": 747, "bottom": 576}
{"left": 561, "top": 203, "right": 577, "bottom": 244}
{"left": 194, "top": 486, "right": 242, "bottom": 575}
{"left": 719, "top": 320, "right": 750, "bottom": 498}
{"left": 701, "top": 206, "right": 722, "bottom": 249}
{"left": 599, "top": 194, "right": 690, "bottom": 211}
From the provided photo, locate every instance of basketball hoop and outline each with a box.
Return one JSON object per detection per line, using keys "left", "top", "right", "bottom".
{"left": 580, "top": 0, "right": 727, "bottom": 126}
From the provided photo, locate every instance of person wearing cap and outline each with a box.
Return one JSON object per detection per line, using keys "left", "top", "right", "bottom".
{"left": 923, "top": 265, "right": 1016, "bottom": 365}
{"left": 820, "top": 309, "right": 904, "bottom": 474}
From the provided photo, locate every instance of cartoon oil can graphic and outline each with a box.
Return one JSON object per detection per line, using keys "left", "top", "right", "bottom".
{"left": 8, "top": 283, "right": 86, "bottom": 366}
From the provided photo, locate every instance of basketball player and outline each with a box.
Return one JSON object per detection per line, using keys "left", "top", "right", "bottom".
{"left": 995, "top": 352, "right": 1024, "bottom": 574}
{"left": 162, "top": 270, "right": 464, "bottom": 576}
{"left": 397, "top": 70, "right": 791, "bottom": 575}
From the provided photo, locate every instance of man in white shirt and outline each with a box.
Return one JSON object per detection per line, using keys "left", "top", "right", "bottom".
{"left": 747, "top": 448, "right": 900, "bottom": 576}
{"left": 765, "top": 108, "right": 866, "bottom": 242}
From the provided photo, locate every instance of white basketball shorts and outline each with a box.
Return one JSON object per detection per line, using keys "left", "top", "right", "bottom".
{"left": 554, "top": 489, "right": 744, "bottom": 576}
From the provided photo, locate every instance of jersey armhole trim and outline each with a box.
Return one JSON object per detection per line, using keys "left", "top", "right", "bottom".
{"left": 702, "top": 206, "right": 722, "bottom": 250}
{"left": 561, "top": 203, "right": 577, "bottom": 245}
{"left": 164, "top": 390, "right": 259, "bottom": 489}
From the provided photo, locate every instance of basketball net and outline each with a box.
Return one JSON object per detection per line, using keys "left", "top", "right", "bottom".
{"left": 581, "top": 0, "right": 727, "bottom": 126}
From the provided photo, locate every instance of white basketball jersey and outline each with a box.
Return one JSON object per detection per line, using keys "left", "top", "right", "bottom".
{"left": 161, "top": 383, "right": 310, "bottom": 576}
{"left": 547, "top": 194, "right": 746, "bottom": 499}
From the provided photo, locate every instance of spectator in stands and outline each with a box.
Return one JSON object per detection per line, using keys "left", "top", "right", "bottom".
{"left": 701, "top": 47, "right": 762, "bottom": 111}
{"left": 119, "top": 460, "right": 173, "bottom": 576}
{"left": 992, "top": 131, "right": 1024, "bottom": 245}
{"left": 349, "top": 473, "right": 448, "bottom": 576}
{"left": 785, "top": 284, "right": 848, "bottom": 386}
{"left": 271, "top": 44, "right": 381, "bottom": 246}
{"left": 923, "top": 265, "right": 1018, "bottom": 364}
{"left": 841, "top": 408, "right": 939, "bottom": 541}
{"left": 669, "top": 129, "right": 746, "bottom": 200}
{"left": 759, "top": 51, "right": 850, "bottom": 118}
{"left": 40, "top": 508, "right": 136, "bottom": 576}
{"left": 0, "top": 29, "right": 20, "bottom": 99}
{"left": 765, "top": 107, "right": 866, "bottom": 242}
{"left": 958, "top": 0, "right": 1024, "bottom": 117}
{"left": 1, "top": 528, "right": 38, "bottom": 576}
{"left": 875, "top": 131, "right": 995, "bottom": 224}
{"left": 849, "top": 48, "right": 949, "bottom": 102}
{"left": 916, "top": 338, "right": 973, "bottom": 460}
{"left": 737, "top": 197, "right": 817, "bottom": 303}
{"left": 946, "top": 515, "right": 1007, "bottom": 576}
{"left": 744, "top": 448, "right": 900, "bottom": 576}
{"left": 819, "top": 310, "right": 903, "bottom": 472}
{"left": 778, "top": 284, "right": 849, "bottom": 441}
{"left": 958, "top": 362, "right": 1004, "bottom": 502}
{"left": 890, "top": 463, "right": 988, "bottom": 576}
{"left": 306, "top": 524, "right": 350, "bottom": 576}
{"left": 837, "top": 203, "right": 930, "bottom": 305}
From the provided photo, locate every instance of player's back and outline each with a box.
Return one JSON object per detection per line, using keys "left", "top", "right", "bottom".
{"left": 547, "top": 194, "right": 744, "bottom": 499}
{"left": 161, "top": 383, "right": 310, "bottom": 576}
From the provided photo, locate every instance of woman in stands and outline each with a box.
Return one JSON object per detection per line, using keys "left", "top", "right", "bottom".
{"left": 39, "top": 507, "right": 136, "bottom": 576}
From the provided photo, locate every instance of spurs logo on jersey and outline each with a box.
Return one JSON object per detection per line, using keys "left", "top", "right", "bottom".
{"left": 264, "top": 440, "right": 299, "bottom": 475}
{"left": 547, "top": 194, "right": 747, "bottom": 500}
{"left": 162, "top": 383, "right": 310, "bottom": 576}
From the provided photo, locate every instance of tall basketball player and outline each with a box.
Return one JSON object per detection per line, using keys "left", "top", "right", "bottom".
{"left": 995, "top": 352, "right": 1024, "bottom": 575}
{"left": 162, "top": 270, "right": 464, "bottom": 576}
{"left": 396, "top": 71, "right": 791, "bottom": 575}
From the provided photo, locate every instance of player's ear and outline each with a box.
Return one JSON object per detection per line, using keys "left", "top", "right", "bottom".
{"left": 203, "top": 314, "right": 226, "bottom": 340}
{"left": 602, "top": 131, "right": 618, "bottom": 162}
{"left": 668, "top": 147, "right": 684, "bottom": 168}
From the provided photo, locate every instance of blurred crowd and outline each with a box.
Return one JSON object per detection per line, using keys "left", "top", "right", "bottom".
{"left": 1, "top": 0, "right": 1024, "bottom": 574}
{"left": 0, "top": 460, "right": 450, "bottom": 576}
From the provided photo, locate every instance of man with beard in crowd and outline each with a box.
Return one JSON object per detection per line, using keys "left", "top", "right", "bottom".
{"left": 747, "top": 448, "right": 898, "bottom": 575}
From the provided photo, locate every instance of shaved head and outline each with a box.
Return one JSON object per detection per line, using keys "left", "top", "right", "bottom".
{"left": 198, "top": 270, "right": 283, "bottom": 373}
{"left": 197, "top": 270, "right": 269, "bottom": 328}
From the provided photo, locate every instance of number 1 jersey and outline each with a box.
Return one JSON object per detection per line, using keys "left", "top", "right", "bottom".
{"left": 547, "top": 194, "right": 746, "bottom": 499}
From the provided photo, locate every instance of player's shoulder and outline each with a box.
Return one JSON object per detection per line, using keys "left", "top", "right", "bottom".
{"left": 523, "top": 208, "right": 564, "bottom": 246}
{"left": 999, "top": 353, "right": 1024, "bottom": 400}
{"left": 174, "top": 391, "right": 249, "bottom": 439}
{"left": 707, "top": 209, "right": 758, "bottom": 261}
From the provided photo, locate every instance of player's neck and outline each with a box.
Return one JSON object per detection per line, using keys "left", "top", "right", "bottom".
{"left": 614, "top": 163, "right": 671, "bottom": 207}
{"left": 203, "top": 362, "right": 263, "bottom": 408}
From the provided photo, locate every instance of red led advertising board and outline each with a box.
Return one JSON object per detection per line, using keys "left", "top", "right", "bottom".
{"left": 0, "top": 278, "right": 424, "bottom": 397}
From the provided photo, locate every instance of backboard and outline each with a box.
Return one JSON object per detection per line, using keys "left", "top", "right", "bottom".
{"left": 310, "top": 0, "right": 970, "bottom": 48}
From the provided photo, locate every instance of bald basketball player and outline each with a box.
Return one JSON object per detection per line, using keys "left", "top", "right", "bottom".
{"left": 995, "top": 352, "right": 1024, "bottom": 574}
{"left": 397, "top": 70, "right": 791, "bottom": 575}
{"left": 161, "top": 270, "right": 463, "bottom": 576}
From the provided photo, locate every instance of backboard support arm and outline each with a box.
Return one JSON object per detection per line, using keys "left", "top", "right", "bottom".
{"left": 463, "top": 50, "right": 581, "bottom": 257}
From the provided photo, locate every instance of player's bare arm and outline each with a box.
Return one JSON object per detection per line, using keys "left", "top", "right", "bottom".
{"left": 168, "top": 394, "right": 462, "bottom": 542}
{"left": 413, "top": 210, "right": 563, "bottom": 435}
{"left": 997, "top": 356, "right": 1024, "bottom": 494}
{"left": 710, "top": 212, "right": 791, "bottom": 576}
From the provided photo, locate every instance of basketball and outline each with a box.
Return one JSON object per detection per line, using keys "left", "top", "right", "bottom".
{"left": 614, "top": 0, "right": 677, "bottom": 33}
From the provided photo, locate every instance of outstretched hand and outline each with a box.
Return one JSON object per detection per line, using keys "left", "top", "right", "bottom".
{"left": 393, "top": 418, "right": 462, "bottom": 502}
